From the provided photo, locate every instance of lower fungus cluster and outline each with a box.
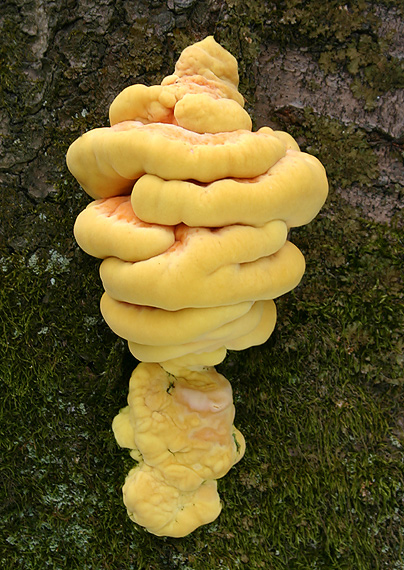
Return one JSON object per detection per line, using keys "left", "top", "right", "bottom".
{"left": 113, "top": 363, "right": 245, "bottom": 537}
{"left": 67, "top": 36, "right": 328, "bottom": 537}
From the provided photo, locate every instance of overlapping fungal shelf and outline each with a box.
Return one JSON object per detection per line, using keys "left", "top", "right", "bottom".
{"left": 67, "top": 36, "right": 328, "bottom": 537}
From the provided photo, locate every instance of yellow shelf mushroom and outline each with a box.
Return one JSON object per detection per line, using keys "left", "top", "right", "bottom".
{"left": 112, "top": 363, "right": 245, "bottom": 537}
{"left": 66, "top": 122, "right": 288, "bottom": 199}
{"left": 131, "top": 149, "right": 328, "bottom": 228}
{"left": 67, "top": 36, "right": 328, "bottom": 538}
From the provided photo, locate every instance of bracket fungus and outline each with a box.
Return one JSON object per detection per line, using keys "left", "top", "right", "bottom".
{"left": 67, "top": 36, "right": 328, "bottom": 537}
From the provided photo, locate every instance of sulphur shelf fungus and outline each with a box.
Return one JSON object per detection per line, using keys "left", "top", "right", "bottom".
{"left": 67, "top": 36, "right": 328, "bottom": 537}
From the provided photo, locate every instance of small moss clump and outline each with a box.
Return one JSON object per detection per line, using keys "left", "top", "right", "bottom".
{"left": 216, "top": 0, "right": 404, "bottom": 109}
{"left": 287, "top": 110, "right": 380, "bottom": 189}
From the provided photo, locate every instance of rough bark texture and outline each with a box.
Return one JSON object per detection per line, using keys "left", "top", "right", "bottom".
{"left": 1, "top": 0, "right": 403, "bottom": 223}
{"left": 2, "top": 1, "right": 404, "bottom": 568}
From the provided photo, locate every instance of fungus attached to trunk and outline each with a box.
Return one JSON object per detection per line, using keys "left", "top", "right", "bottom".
{"left": 67, "top": 36, "right": 328, "bottom": 538}
{"left": 112, "top": 363, "right": 245, "bottom": 537}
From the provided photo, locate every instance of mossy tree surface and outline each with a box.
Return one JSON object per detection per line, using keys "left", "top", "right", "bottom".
{"left": 1, "top": 1, "right": 403, "bottom": 569}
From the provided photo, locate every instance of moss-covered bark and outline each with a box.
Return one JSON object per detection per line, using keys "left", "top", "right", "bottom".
{"left": 1, "top": 1, "right": 403, "bottom": 568}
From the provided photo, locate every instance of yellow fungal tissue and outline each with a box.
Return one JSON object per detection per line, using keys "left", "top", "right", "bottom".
{"left": 67, "top": 36, "right": 328, "bottom": 537}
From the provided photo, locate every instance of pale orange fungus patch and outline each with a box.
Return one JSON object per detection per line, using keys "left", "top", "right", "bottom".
{"left": 95, "top": 196, "right": 171, "bottom": 231}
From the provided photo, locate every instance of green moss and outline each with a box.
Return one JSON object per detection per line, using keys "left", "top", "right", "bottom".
{"left": 215, "top": 1, "right": 268, "bottom": 103}
{"left": 2, "top": 5, "right": 403, "bottom": 568}
{"left": 282, "top": 0, "right": 404, "bottom": 109}
{"left": 216, "top": 0, "right": 404, "bottom": 110}
{"left": 322, "top": 34, "right": 404, "bottom": 110}
{"left": 0, "top": 18, "right": 29, "bottom": 113}
{"left": 118, "top": 20, "right": 168, "bottom": 82}
{"left": 276, "top": 109, "right": 380, "bottom": 190}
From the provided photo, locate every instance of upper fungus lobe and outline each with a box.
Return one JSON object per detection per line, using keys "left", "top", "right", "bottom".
{"left": 66, "top": 122, "right": 288, "bottom": 199}
{"left": 109, "top": 35, "right": 246, "bottom": 131}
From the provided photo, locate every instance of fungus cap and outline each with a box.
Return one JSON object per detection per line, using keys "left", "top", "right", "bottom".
{"left": 173, "top": 93, "right": 252, "bottom": 133}
{"left": 109, "top": 36, "right": 245, "bottom": 129}
{"left": 100, "top": 293, "right": 255, "bottom": 346}
{"left": 125, "top": 300, "right": 276, "bottom": 363}
{"left": 100, "top": 224, "right": 305, "bottom": 310}
{"left": 123, "top": 465, "right": 221, "bottom": 537}
{"left": 66, "top": 122, "right": 288, "bottom": 200}
{"left": 131, "top": 149, "right": 328, "bottom": 228}
{"left": 74, "top": 196, "right": 175, "bottom": 261}
{"left": 116, "top": 363, "right": 244, "bottom": 482}
{"left": 163, "top": 36, "right": 243, "bottom": 104}
{"left": 109, "top": 84, "right": 176, "bottom": 127}
{"left": 112, "top": 361, "right": 246, "bottom": 534}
